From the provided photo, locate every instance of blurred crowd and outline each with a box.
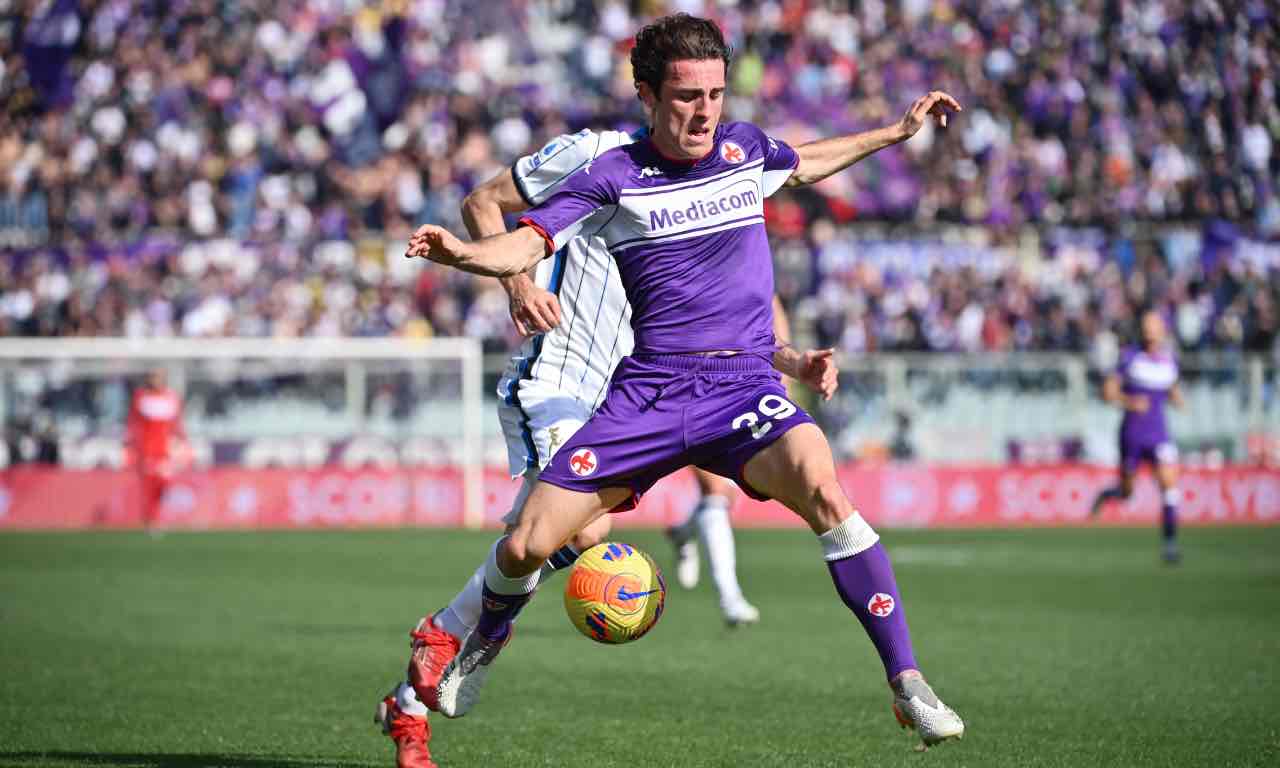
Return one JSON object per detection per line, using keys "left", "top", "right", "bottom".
{"left": 1, "top": 0, "right": 1278, "bottom": 358}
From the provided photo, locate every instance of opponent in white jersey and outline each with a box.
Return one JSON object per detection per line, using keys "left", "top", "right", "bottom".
{"left": 495, "top": 127, "right": 637, "bottom": 482}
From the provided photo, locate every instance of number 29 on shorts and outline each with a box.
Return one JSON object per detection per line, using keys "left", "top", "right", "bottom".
{"left": 731, "top": 394, "right": 797, "bottom": 440}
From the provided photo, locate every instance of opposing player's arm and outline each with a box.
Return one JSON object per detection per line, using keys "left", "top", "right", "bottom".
{"left": 461, "top": 169, "right": 561, "bottom": 335}
{"left": 1169, "top": 383, "right": 1186, "bottom": 409}
{"left": 785, "top": 91, "right": 962, "bottom": 187}
{"left": 771, "top": 296, "right": 838, "bottom": 401}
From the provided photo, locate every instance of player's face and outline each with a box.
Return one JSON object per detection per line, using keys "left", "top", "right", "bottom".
{"left": 1141, "top": 312, "right": 1166, "bottom": 347}
{"left": 642, "top": 58, "right": 725, "bottom": 160}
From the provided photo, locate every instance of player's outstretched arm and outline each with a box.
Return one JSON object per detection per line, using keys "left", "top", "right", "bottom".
{"left": 406, "top": 224, "right": 545, "bottom": 278}
{"left": 785, "top": 91, "right": 962, "bottom": 187}
{"left": 462, "top": 171, "right": 561, "bottom": 335}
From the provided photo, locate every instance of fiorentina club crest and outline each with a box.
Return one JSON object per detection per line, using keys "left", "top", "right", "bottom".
{"left": 720, "top": 141, "right": 745, "bottom": 164}
{"left": 867, "top": 592, "right": 896, "bottom": 618}
{"left": 569, "top": 448, "right": 598, "bottom": 477}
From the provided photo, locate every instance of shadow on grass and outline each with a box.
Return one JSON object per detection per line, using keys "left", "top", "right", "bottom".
{"left": 0, "top": 753, "right": 377, "bottom": 768}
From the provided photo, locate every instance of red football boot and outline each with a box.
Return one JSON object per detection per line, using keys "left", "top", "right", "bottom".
{"left": 375, "top": 691, "right": 438, "bottom": 768}
{"left": 406, "top": 616, "right": 460, "bottom": 712}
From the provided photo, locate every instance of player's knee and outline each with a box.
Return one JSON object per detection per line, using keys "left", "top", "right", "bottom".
{"left": 504, "top": 531, "right": 551, "bottom": 572}
{"left": 803, "top": 479, "right": 851, "bottom": 531}
{"left": 572, "top": 527, "right": 607, "bottom": 551}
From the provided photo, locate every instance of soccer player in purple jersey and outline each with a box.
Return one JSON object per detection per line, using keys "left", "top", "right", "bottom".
{"left": 1090, "top": 310, "right": 1186, "bottom": 563}
{"left": 407, "top": 13, "right": 965, "bottom": 748}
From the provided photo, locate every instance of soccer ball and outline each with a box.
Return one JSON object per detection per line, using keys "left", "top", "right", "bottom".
{"left": 564, "top": 542, "right": 666, "bottom": 644}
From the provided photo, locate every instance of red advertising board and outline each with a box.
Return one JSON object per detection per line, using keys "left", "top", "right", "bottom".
{"left": 1, "top": 465, "right": 1276, "bottom": 530}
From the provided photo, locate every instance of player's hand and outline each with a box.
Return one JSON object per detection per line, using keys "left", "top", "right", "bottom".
{"left": 1126, "top": 394, "right": 1150, "bottom": 413}
{"left": 406, "top": 224, "right": 469, "bottom": 266}
{"left": 797, "top": 348, "right": 839, "bottom": 401}
{"left": 899, "top": 91, "right": 962, "bottom": 137}
{"left": 505, "top": 274, "right": 562, "bottom": 336}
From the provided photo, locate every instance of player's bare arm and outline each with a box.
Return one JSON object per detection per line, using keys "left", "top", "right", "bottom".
{"left": 462, "top": 170, "right": 562, "bottom": 334}
{"left": 768, "top": 296, "right": 838, "bottom": 400}
{"left": 406, "top": 224, "right": 545, "bottom": 278}
{"left": 1169, "top": 382, "right": 1186, "bottom": 409}
{"left": 772, "top": 343, "right": 838, "bottom": 401}
{"left": 785, "top": 91, "right": 962, "bottom": 187}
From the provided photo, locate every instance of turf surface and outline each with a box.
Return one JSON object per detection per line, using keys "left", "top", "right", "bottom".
{"left": 1, "top": 527, "right": 1277, "bottom": 768}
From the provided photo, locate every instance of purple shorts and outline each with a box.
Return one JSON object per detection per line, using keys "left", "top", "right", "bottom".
{"left": 1119, "top": 432, "right": 1178, "bottom": 474}
{"left": 538, "top": 353, "right": 814, "bottom": 508}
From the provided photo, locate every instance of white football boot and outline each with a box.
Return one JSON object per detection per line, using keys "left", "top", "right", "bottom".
{"left": 434, "top": 627, "right": 511, "bottom": 718}
{"left": 891, "top": 673, "right": 965, "bottom": 748}
{"left": 666, "top": 525, "right": 700, "bottom": 589}
{"left": 722, "top": 599, "right": 761, "bottom": 627}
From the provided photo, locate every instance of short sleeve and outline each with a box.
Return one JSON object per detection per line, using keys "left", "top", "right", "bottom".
{"left": 512, "top": 129, "right": 601, "bottom": 206}
{"left": 518, "top": 156, "right": 619, "bottom": 255}
{"left": 760, "top": 132, "right": 798, "bottom": 197}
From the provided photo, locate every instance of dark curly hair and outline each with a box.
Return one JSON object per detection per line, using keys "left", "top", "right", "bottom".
{"left": 630, "top": 13, "right": 732, "bottom": 98}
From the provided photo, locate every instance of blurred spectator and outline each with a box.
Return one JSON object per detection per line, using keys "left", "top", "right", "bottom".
{"left": 0, "top": 1, "right": 1275, "bottom": 357}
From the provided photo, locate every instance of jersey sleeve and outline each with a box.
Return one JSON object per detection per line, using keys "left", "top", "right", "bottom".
{"left": 511, "top": 129, "right": 601, "bottom": 206}
{"left": 760, "top": 131, "right": 799, "bottom": 197}
{"left": 518, "top": 157, "right": 619, "bottom": 256}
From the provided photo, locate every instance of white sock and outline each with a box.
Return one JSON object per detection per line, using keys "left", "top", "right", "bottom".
{"left": 673, "top": 497, "right": 706, "bottom": 542}
{"left": 395, "top": 681, "right": 428, "bottom": 717}
{"left": 483, "top": 536, "right": 542, "bottom": 595}
{"left": 697, "top": 495, "right": 745, "bottom": 607}
{"left": 434, "top": 562, "right": 485, "bottom": 640}
{"left": 817, "top": 512, "right": 880, "bottom": 561}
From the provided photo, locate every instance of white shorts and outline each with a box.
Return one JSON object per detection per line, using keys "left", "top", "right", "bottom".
{"left": 496, "top": 377, "right": 593, "bottom": 479}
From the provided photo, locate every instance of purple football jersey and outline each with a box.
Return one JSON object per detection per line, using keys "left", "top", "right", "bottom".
{"left": 519, "top": 122, "right": 799, "bottom": 355}
{"left": 1117, "top": 346, "right": 1178, "bottom": 444}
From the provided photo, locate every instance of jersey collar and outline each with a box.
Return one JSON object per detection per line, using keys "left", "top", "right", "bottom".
{"left": 645, "top": 124, "right": 722, "bottom": 168}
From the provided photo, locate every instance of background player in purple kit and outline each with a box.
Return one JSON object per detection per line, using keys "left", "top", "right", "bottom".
{"left": 407, "top": 13, "right": 965, "bottom": 749}
{"left": 1091, "top": 310, "right": 1186, "bottom": 563}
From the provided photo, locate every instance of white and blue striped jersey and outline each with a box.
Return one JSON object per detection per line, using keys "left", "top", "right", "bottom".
{"left": 496, "top": 129, "right": 638, "bottom": 474}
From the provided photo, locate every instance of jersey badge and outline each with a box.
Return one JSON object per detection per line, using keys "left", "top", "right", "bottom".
{"left": 867, "top": 592, "right": 896, "bottom": 618}
{"left": 720, "top": 141, "right": 746, "bottom": 164}
{"left": 569, "top": 447, "right": 598, "bottom": 477}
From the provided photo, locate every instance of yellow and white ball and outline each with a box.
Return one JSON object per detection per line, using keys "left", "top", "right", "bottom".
{"left": 564, "top": 542, "right": 666, "bottom": 644}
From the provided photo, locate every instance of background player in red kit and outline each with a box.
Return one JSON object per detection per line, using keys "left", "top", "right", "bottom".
{"left": 126, "top": 368, "right": 187, "bottom": 531}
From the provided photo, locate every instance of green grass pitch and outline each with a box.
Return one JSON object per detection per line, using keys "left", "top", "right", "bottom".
{"left": 1, "top": 527, "right": 1278, "bottom": 767}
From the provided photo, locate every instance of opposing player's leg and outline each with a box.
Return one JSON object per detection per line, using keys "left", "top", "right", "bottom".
{"left": 672, "top": 468, "right": 758, "bottom": 625}
{"left": 741, "top": 423, "right": 964, "bottom": 747}
{"left": 435, "top": 480, "right": 629, "bottom": 718}
{"left": 373, "top": 682, "right": 438, "bottom": 768}
{"left": 665, "top": 470, "right": 706, "bottom": 589}
{"left": 1154, "top": 444, "right": 1181, "bottom": 564}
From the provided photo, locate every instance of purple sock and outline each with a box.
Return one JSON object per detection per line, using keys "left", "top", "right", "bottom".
{"left": 475, "top": 584, "right": 530, "bottom": 641}
{"left": 1161, "top": 503, "right": 1177, "bottom": 542}
{"left": 827, "top": 541, "right": 918, "bottom": 680}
